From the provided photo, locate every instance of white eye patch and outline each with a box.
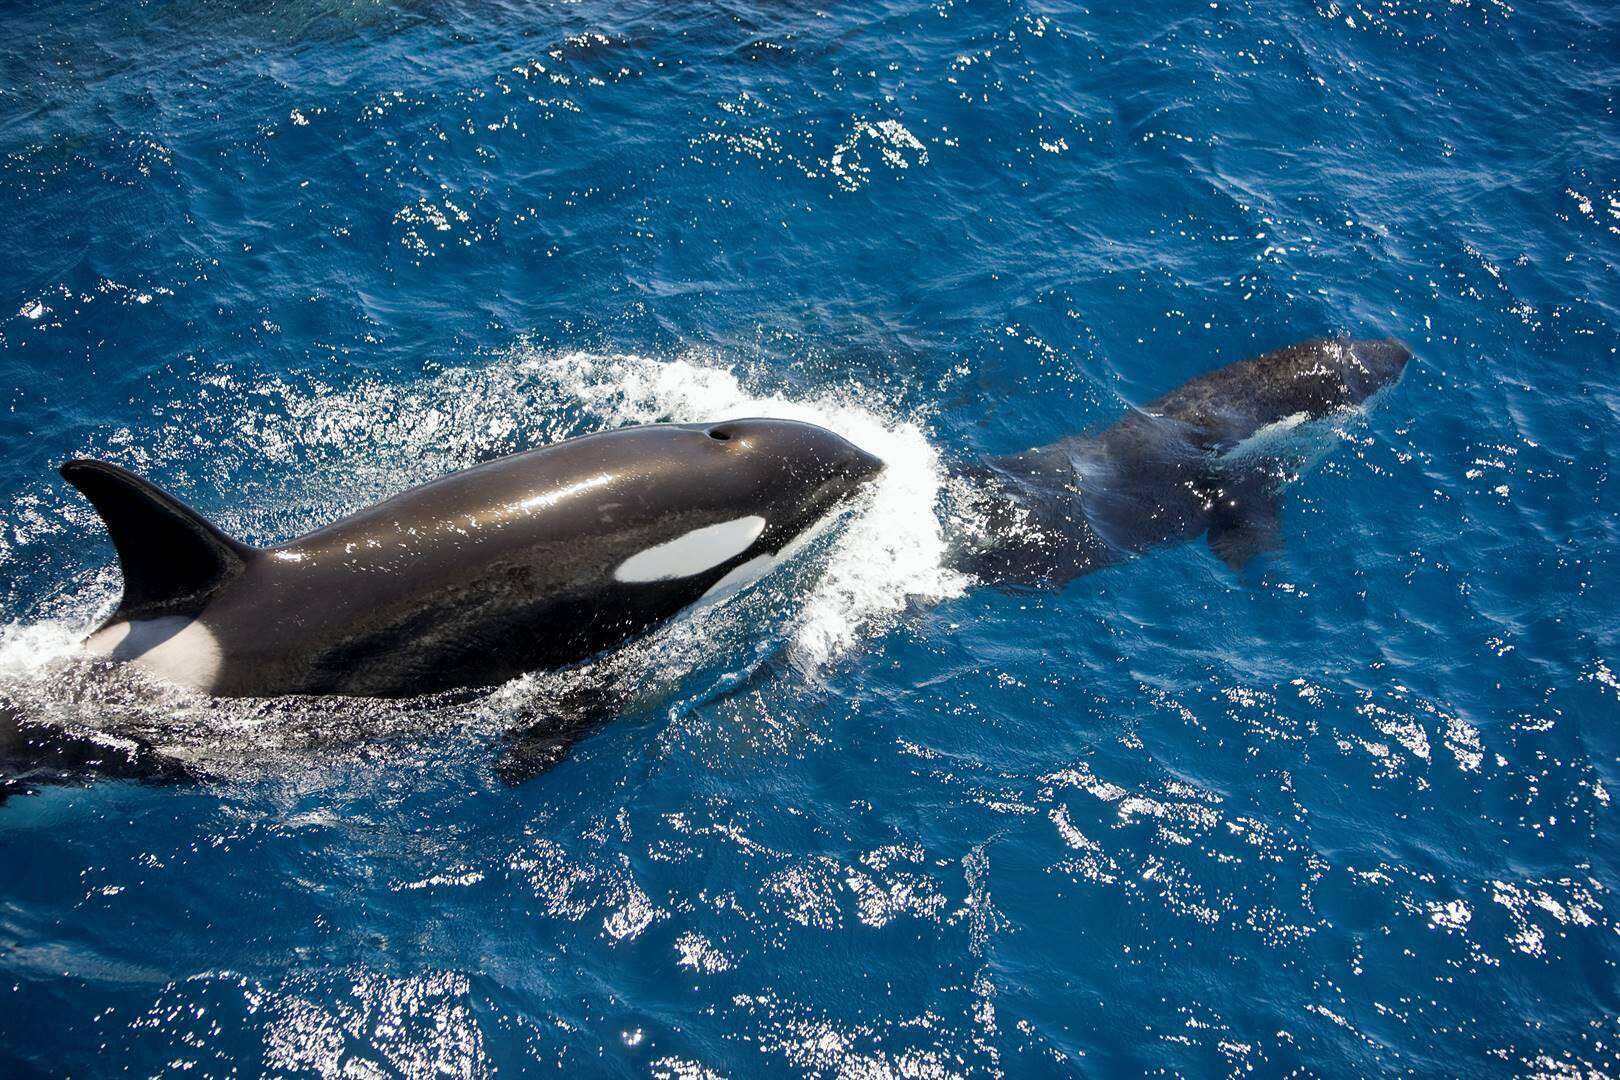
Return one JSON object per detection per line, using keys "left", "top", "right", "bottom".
{"left": 694, "top": 507, "right": 845, "bottom": 607}
{"left": 613, "top": 515, "right": 767, "bottom": 583}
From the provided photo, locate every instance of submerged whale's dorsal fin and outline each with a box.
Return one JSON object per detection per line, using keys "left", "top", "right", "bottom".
{"left": 60, "top": 459, "right": 257, "bottom": 620}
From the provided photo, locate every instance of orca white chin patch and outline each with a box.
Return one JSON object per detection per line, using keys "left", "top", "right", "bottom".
{"left": 1225, "top": 410, "right": 1332, "bottom": 461}
{"left": 85, "top": 617, "right": 221, "bottom": 693}
{"left": 695, "top": 508, "right": 846, "bottom": 607}
{"left": 698, "top": 552, "right": 779, "bottom": 604}
{"left": 614, "top": 515, "right": 767, "bottom": 583}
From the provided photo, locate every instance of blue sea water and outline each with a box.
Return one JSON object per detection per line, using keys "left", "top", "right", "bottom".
{"left": 2, "top": 0, "right": 1619, "bottom": 1073}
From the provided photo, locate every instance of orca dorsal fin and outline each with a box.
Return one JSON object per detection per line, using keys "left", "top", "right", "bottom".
{"left": 60, "top": 459, "right": 256, "bottom": 620}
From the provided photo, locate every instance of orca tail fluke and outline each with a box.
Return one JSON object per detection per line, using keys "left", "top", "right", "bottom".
{"left": 59, "top": 459, "right": 257, "bottom": 621}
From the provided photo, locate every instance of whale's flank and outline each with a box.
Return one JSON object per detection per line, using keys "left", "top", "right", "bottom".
{"left": 60, "top": 419, "right": 884, "bottom": 700}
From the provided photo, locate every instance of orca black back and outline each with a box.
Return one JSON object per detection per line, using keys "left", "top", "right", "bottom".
{"left": 948, "top": 337, "right": 1411, "bottom": 585}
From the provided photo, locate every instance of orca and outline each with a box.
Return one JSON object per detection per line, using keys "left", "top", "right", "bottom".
{"left": 947, "top": 337, "right": 1411, "bottom": 584}
{"left": 63, "top": 418, "right": 884, "bottom": 698}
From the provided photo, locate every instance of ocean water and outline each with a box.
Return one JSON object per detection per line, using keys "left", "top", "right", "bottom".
{"left": 1, "top": 0, "right": 1618, "bottom": 1074}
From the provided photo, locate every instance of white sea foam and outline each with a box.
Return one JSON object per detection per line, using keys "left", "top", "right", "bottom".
{"left": 0, "top": 619, "right": 85, "bottom": 684}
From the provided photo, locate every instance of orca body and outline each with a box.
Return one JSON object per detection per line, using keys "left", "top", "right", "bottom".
{"left": 3, "top": 337, "right": 1410, "bottom": 800}
{"left": 64, "top": 419, "right": 884, "bottom": 698}
{"left": 950, "top": 337, "right": 1411, "bottom": 584}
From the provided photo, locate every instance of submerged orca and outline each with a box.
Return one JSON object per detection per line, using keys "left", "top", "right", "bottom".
{"left": 0, "top": 696, "right": 193, "bottom": 802}
{"left": 948, "top": 337, "right": 1411, "bottom": 584}
{"left": 63, "top": 418, "right": 884, "bottom": 698}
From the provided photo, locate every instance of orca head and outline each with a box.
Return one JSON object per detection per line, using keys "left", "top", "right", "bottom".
{"left": 1243, "top": 336, "right": 1412, "bottom": 426}
{"left": 1217, "top": 338, "right": 1411, "bottom": 462}
{"left": 609, "top": 418, "right": 883, "bottom": 595}
{"left": 1339, "top": 338, "right": 1412, "bottom": 403}
{"left": 702, "top": 416, "right": 883, "bottom": 496}
{"left": 691, "top": 417, "right": 885, "bottom": 545}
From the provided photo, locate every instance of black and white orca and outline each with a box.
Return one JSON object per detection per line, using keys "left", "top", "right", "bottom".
{"left": 948, "top": 337, "right": 1411, "bottom": 583}
{"left": 3, "top": 336, "right": 1411, "bottom": 797}
{"left": 63, "top": 418, "right": 883, "bottom": 698}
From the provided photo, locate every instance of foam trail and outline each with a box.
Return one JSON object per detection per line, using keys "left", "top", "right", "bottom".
{"left": 0, "top": 620, "right": 85, "bottom": 683}
{"left": 523, "top": 350, "right": 968, "bottom": 669}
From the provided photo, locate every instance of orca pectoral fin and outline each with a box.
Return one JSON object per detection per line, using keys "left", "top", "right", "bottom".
{"left": 1205, "top": 480, "right": 1284, "bottom": 572}
{"left": 493, "top": 682, "right": 624, "bottom": 786}
{"left": 495, "top": 720, "right": 597, "bottom": 785}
